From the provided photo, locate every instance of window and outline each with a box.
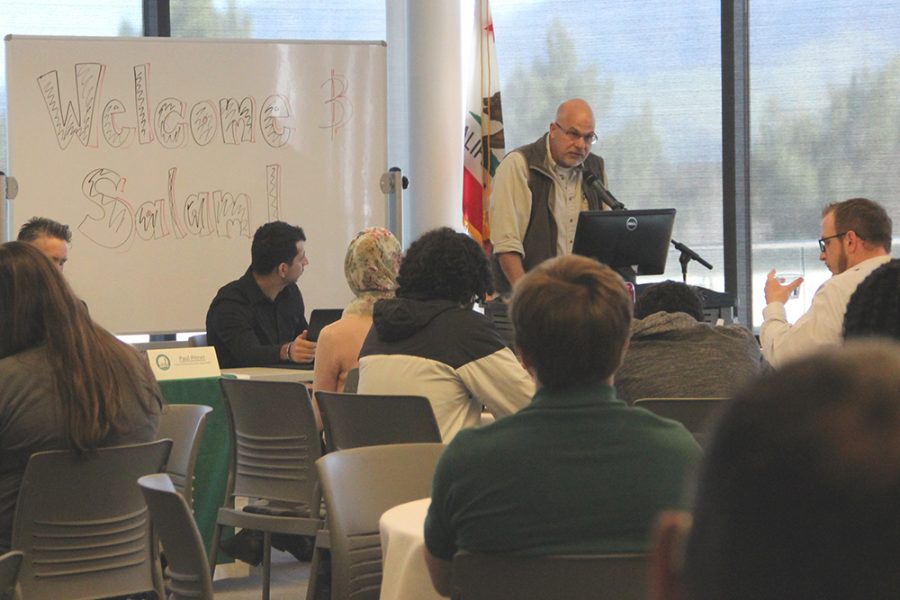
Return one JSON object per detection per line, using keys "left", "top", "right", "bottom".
{"left": 491, "top": 0, "right": 724, "bottom": 291}
{"left": 168, "top": 0, "right": 385, "bottom": 40}
{"left": 749, "top": 0, "right": 900, "bottom": 326}
{"left": 0, "top": 1, "right": 142, "bottom": 173}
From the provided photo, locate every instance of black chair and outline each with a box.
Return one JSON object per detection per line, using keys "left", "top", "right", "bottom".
{"left": 633, "top": 397, "right": 726, "bottom": 445}
{"left": 315, "top": 391, "right": 442, "bottom": 452}
{"left": 451, "top": 551, "right": 649, "bottom": 600}
{"left": 342, "top": 367, "right": 360, "bottom": 393}
{"left": 483, "top": 299, "right": 515, "bottom": 350}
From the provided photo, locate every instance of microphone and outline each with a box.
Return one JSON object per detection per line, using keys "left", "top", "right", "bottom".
{"left": 583, "top": 171, "right": 625, "bottom": 211}
{"left": 672, "top": 239, "right": 713, "bottom": 269}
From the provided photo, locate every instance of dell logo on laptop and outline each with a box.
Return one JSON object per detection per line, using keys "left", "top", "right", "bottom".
{"left": 626, "top": 216, "right": 638, "bottom": 231}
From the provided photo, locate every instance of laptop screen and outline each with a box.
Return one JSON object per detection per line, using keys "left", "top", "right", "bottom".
{"left": 305, "top": 308, "right": 343, "bottom": 342}
{"left": 572, "top": 209, "right": 676, "bottom": 276}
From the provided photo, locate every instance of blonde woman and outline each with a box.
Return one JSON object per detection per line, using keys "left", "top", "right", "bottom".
{"left": 313, "top": 227, "right": 402, "bottom": 394}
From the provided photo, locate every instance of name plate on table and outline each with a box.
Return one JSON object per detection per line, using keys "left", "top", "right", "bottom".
{"left": 147, "top": 347, "right": 221, "bottom": 381}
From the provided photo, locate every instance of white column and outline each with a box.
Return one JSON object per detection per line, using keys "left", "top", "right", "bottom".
{"left": 404, "top": 0, "right": 465, "bottom": 242}
{"left": 386, "top": 0, "right": 410, "bottom": 246}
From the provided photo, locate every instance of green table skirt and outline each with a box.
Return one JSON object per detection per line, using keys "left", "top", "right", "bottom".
{"left": 158, "top": 376, "right": 231, "bottom": 556}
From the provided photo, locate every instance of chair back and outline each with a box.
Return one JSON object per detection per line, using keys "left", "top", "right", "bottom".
{"left": 188, "top": 333, "right": 208, "bottom": 347}
{"left": 633, "top": 397, "right": 725, "bottom": 444}
{"left": 483, "top": 300, "right": 515, "bottom": 349}
{"left": 0, "top": 550, "right": 23, "bottom": 600}
{"left": 316, "top": 443, "right": 445, "bottom": 600}
{"left": 138, "top": 473, "right": 215, "bottom": 600}
{"left": 157, "top": 403, "right": 213, "bottom": 507}
{"left": 11, "top": 440, "right": 172, "bottom": 600}
{"left": 343, "top": 367, "right": 360, "bottom": 393}
{"left": 219, "top": 378, "right": 322, "bottom": 513}
{"left": 451, "top": 552, "right": 649, "bottom": 600}
{"left": 315, "top": 391, "right": 441, "bottom": 452}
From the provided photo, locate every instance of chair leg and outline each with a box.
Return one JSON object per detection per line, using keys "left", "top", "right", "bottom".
{"left": 151, "top": 528, "right": 167, "bottom": 599}
{"left": 262, "top": 531, "right": 272, "bottom": 600}
{"left": 208, "top": 523, "right": 222, "bottom": 576}
{"left": 306, "top": 546, "right": 331, "bottom": 600}
{"left": 306, "top": 545, "right": 320, "bottom": 600}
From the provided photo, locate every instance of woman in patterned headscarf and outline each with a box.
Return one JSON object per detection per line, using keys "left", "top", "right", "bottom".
{"left": 313, "top": 227, "right": 402, "bottom": 394}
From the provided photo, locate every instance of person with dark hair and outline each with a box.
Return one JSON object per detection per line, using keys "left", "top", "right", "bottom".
{"left": 17, "top": 216, "right": 72, "bottom": 271}
{"left": 843, "top": 259, "right": 900, "bottom": 341}
{"left": 357, "top": 227, "right": 533, "bottom": 441}
{"left": 206, "top": 221, "right": 316, "bottom": 368}
{"left": 424, "top": 256, "right": 700, "bottom": 596}
{"left": 0, "top": 241, "right": 162, "bottom": 551}
{"left": 634, "top": 280, "right": 705, "bottom": 321}
{"left": 490, "top": 98, "right": 610, "bottom": 294}
{"left": 651, "top": 340, "right": 900, "bottom": 600}
{"left": 761, "top": 197, "right": 892, "bottom": 367}
{"left": 615, "top": 280, "right": 765, "bottom": 403}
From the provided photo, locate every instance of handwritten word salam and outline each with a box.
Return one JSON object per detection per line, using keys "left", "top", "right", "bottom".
{"left": 77, "top": 164, "right": 283, "bottom": 251}
{"left": 38, "top": 63, "right": 293, "bottom": 150}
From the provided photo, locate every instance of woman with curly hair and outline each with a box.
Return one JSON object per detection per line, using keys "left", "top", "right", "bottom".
{"left": 0, "top": 242, "right": 163, "bottom": 551}
{"left": 357, "top": 227, "right": 533, "bottom": 441}
{"left": 843, "top": 258, "right": 900, "bottom": 341}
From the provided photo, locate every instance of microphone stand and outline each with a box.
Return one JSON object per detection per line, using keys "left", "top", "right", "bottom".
{"left": 589, "top": 178, "right": 714, "bottom": 282}
{"left": 672, "top": 239, "right": 713, "bottom": 283}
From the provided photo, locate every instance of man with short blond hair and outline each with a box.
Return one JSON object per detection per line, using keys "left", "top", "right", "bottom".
{"left": 424, "top": 255, "right": 699, "bottom": 597}
{"left": 760, "top": 197, "right": 892, "bottom": 367}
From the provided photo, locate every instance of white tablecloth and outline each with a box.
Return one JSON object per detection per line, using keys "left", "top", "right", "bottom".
{"left": 379, "top": 497, "right": 443, "bottom": 600}
{"left": 220, "top": 366, "right": 314, "bottom": 383}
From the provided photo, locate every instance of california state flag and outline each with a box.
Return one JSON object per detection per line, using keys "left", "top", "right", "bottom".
{"left": 463, "top": 0, "right": 505, "bottom": 252}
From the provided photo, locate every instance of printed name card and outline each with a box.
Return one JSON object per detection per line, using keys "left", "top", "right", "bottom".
{"left": 147, "top": 347, "right": 221, "bottom": 381}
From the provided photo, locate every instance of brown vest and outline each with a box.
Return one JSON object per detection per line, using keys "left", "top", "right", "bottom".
{"left": 492, "top": 134, "right": 607, "bottom": 294}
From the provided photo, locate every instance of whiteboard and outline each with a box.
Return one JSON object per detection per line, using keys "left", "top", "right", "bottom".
{"left": 4, "top": 35, "right": 387, "bottom": 334}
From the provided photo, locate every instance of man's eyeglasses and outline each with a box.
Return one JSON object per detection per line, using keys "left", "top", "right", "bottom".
{"left": 818, "top": 232, "right": 847, "bottom": 253}
{"left": 554, "top": 122, "right": 598, "bottom": 145}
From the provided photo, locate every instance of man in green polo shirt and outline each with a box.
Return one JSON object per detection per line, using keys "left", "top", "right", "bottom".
{"left": 424, "top": 255, "right": 700, "bottom": 596}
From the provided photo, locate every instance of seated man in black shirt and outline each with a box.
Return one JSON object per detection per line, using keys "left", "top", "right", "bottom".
{"left": 206, "top": 221, "right": 316, "bottom": 368}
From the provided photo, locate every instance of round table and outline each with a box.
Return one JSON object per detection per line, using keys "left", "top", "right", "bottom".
{"left": 379, "top": 497, "right": 443, "bottom": 600}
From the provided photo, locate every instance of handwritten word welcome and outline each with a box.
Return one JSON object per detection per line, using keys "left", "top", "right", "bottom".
{"left": 38, "top": 63, "right": 293, "bottom": 150}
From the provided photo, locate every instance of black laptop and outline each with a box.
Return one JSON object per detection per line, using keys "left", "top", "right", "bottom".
{"left": 266, "top": 308, "right": 343, "bottom": 369}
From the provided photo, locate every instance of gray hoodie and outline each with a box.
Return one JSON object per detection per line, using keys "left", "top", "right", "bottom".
{"left": 615, "top": 311, "right": 766, "bottom": 404}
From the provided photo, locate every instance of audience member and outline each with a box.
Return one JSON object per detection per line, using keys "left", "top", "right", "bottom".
{"left": 357, "top": 227, "right": 533, "bottom": 441}
{"left": 206, "top": 221, "right": 316, "bottom": 368}
{"left": 0, "top": 242, "right": 162, "bottom": 551}
{"left": 843, "top": 258, "right": 900, "bottom": 341}
{"left": 760, "top": 197, "right": 892, "bottom": 367}
{"left": 615, "top": 280, "right": 765, "bottom": 403}
{"left": 424, "top": 255, "right": 700, "bottom": 596}
{"left": 17, "top": 216, "right": 71, "bottom": 271}
{"left": 651, "top": 340, "right": 900, "bottom": 600}
{"left": 313, "top": 227, "right": 401, "bottom": 394}
{"left": 490, "top": 98, "right": 609, "bottom": 293}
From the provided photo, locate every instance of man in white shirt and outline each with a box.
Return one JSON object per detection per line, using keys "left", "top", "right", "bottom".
{"left": 760, "top": 197, "right": 892, "bottom": 367}
{"left": 489, "top": 98, "right": 609, "bottom": 293}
